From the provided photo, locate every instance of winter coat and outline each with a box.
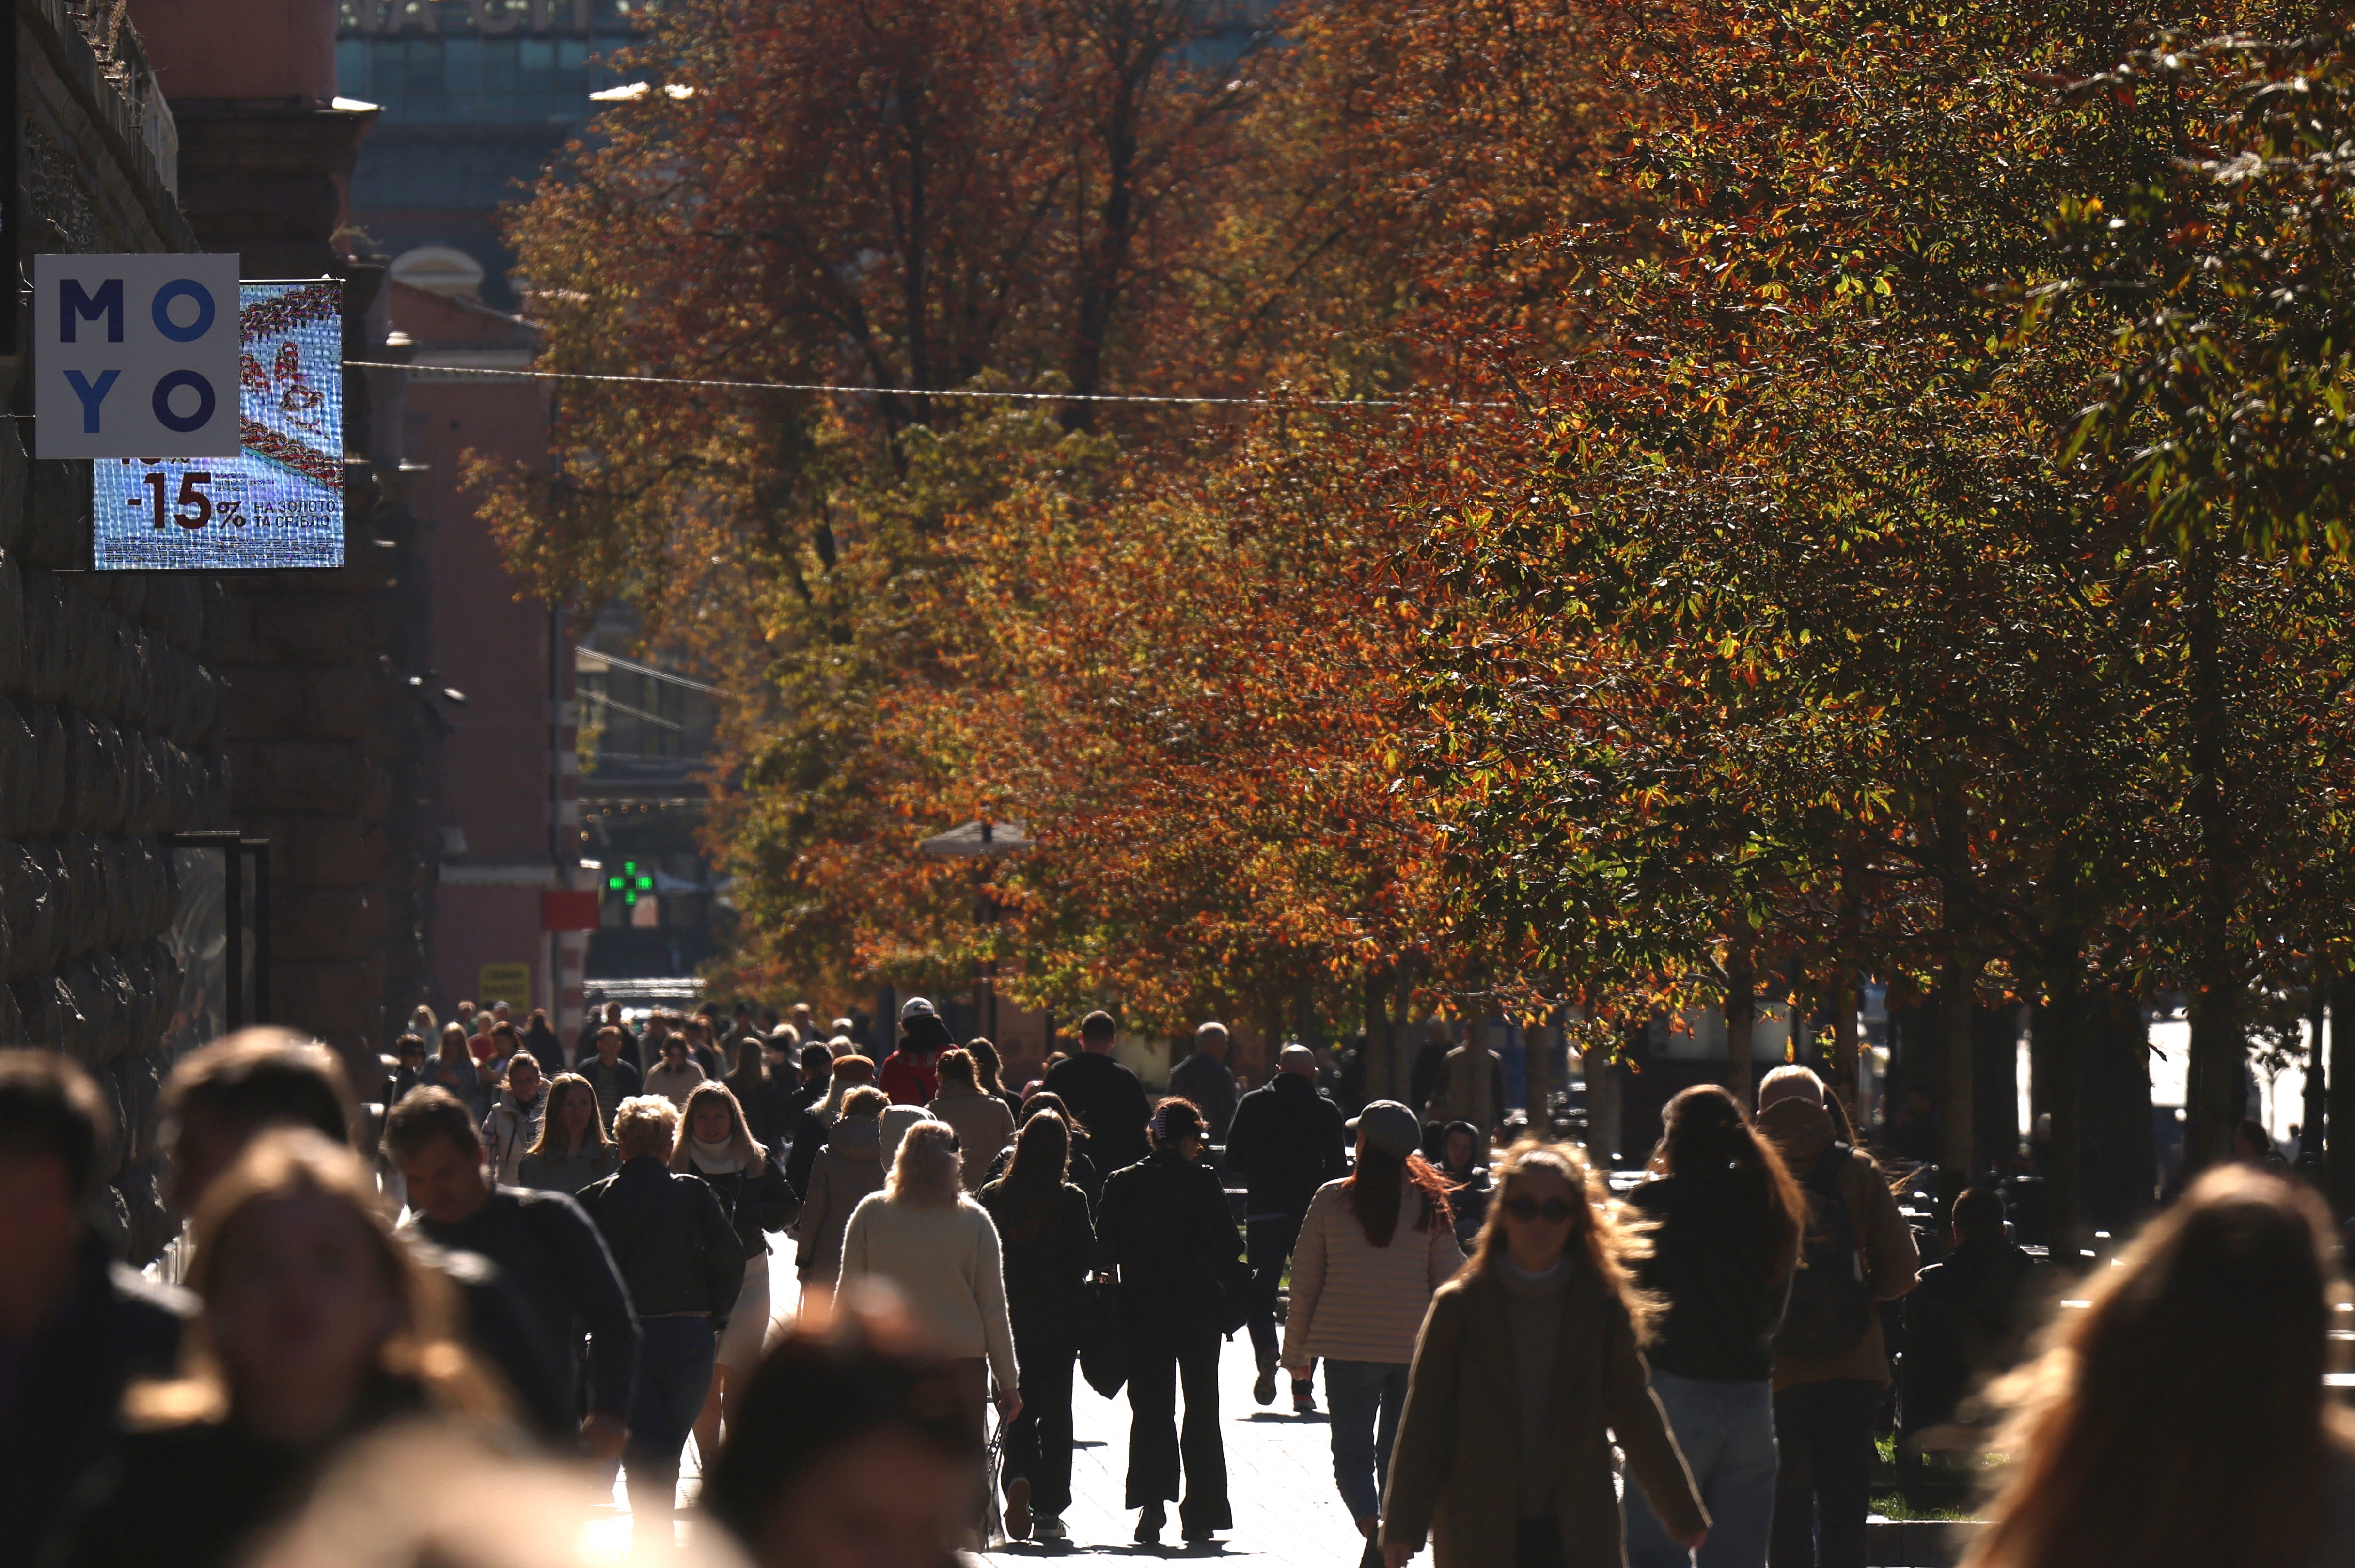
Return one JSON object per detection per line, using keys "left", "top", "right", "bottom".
{"left": 481, "top": 1087, "right": 548, "bottom": 1185}
{"left": 927, "top": 1085, "right": 1018, "bottom": 1190}
{"left": 1168, "top": 1050, "right": 1240, "bottom": 1141}
{"left": 1041, "top": 1051, "right": 1155, "bottom": 1174}
{"left": 643, "top": 1058, "right": 706, "bottom": 1107}
{"left": 1282, "top": 1173, "right": 1464, "bottom": 1368}
{"left": 1422, "top": 1046, "right": 1506, "bottom": 1137}
{"left": 792, "top": 1120, "right": 886, "bottom": 1278}
{"left": 879, "top": 1048, "right": 941, "bottom": 1106}
{"left": 1095, "top": 1147, "right": 1247, "bottom": 1340}
{"left": 1756, "top": 1098, "right": 1920, "bottom": 1389}
{"left": 688, "top": 1153, "right": 798, "bottom": 1259}
{"left": 576, "top": 1056, "right": 642, "bottom": 1130}
{"left": 516, "top": 1141, "right": 619, "bottom": 1197}
{"left": 575, "top": 1156, "right": 746, "bottom": 1324}
{"left": 1628, "top": 1170, "right": 1795, "bottom": 1383}
{"left": 841, "top": 1193, "right": 1020, "bottom": 1392}
{"left": 1381, "top": 1258, "right": 1706, "bottom": 1568}
{"left": 1223, "top": 1072, "right": 1349, "bottom": 1216}
{"left": 979, "top": 1178, "right": 1097, "bottom": 1344}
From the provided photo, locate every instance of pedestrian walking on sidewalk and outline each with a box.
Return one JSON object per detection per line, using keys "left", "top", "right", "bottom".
{"left": 575, "top": 1095, "right": 745, "bottom": 1527}
{"left": 1755, "top": 1066, "right": 1918, "bottom": 1568}
{"left": 979, "top": 1108, "right": 1098, "bottom": 1543}
{"left": 1169, "top": 1021, "right": 1240, "bottom": 1142}
{"left": 928, "top": 1047, "right": 1018, "bottom": 1190}
{"left": 1225, "top": 1041, "right": 1349, "bottom": 1411}
{"left": 423, "top": 1021, "right": 488, "bottom": 1119}
{"left": 1043, "top": 1009, "right": 1154, "bottom": 1175}
{"left": 516, "top": 1073, "right": 619, "bottom": 1196}
{"left": 841, "top": 1120, "right": 1022, "bottom": 1543}
{"left": 578, "top": 1025, "right": 644, "bottom": 1134}
{"left": 673, "top": 1081, "right": 796, "bottom": 1460}
{"left": 480, "top": 1051, "right": 549, "bottom": 1185}
{"left": 44, "top": 1130, "right": 507, "bottom": 1568}
{"left": 645, "top": 1032, "right": 708, "bottom": 1108}
{"left": 1961, "top": 1165, "right": 2355, "bottom": 1568}
{"left": 790, "top": 1085, "right": 888, "bottom": 1313}
{"left": 1096, "top": 1097, "right": 1248, "bottom": 1545}
{"left": 880, "top": 996, "right": 954, "bottom": 1105}
{"left": 1381, "top": 1140, "right": 1708, "bottom": 1568}
{"left": 1280, "top": 1100, "right": 1464, "bottom": 1566}
{"left": 1624, "top": 1084, "right": 1809, "bottom": 1568}
{"left": 1436, "top": 1120, "right": 1492, "bottom": 1250}
{"left": 387, "top": 1087, "right": 638, "bottom": 1454}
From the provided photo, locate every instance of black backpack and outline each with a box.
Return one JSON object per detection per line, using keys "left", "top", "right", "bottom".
{"left": 1772, "top": 1141, "right": 1875, "bottom": 1359}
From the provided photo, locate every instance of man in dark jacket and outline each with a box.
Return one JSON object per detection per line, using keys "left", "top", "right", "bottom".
{"left": 579, "top": 1025, "right": 644, "bottom": 1132}
{"left": 1167, "top": 1021, "right": 1240, "bottom": 1142}
{"left": 1043, "top": 1010, "right": 1153, "bottom": 1174}
{"left": 1221, "top": 1042, "right": 1348, "bottom": 1409}
{"left": 1897, "top": 1186, "right": 2042, "bottom": 1502}
{"left": 1096, "top": 1100, "right": 1248, "bottom": 1545}
{"left": 386, "top": 1087, "right": 640, "bottom": 1457}
{"left": 0, "top": 1052, "right": 191, "bottom": 1568}
{"left": 577, "top": 1094, "right": 746, "bottom": 1524}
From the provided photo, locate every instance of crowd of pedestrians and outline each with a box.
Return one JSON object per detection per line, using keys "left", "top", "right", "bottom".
{"left": 3, "top": 997, "right": 2354, "bottom": 1568}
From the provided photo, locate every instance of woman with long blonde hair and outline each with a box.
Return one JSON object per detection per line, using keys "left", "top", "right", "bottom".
{"left": 1962, "top": 1166, "right": 2355, "bottom": 1568}
{"left": 47, "top": 1129, "right": 504, "bottom": 1568}
{"left": 1381, "top": 1140, "right": 1705, "bottom": 1568}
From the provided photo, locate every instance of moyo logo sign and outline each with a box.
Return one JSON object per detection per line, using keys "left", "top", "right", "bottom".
{"left": 34, "top": 254, "right": 242, "bottom": 459}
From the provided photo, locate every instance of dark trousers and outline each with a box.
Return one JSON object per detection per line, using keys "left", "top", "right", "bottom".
{"left": 1245, "top": 1207, "right": 1307, "bottom": 1368}
{"left": 625, "top": 1316, "right": 718, "bottom": 1522}
{"left": 1005, "top": 1323, "right": 1077, "bottom": 1516}
{"left": 1124, "top": 1329, "right": 1231, "bottom": 1529}
{"left": 1769, "top": 1378, "right": 1880, "bottom": 1568}
{"left": 1516, "top": 1516, "right": 1567, "bottom": 1568}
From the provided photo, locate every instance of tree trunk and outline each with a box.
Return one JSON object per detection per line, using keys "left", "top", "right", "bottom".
{"left": 1726, "top": 944, "right": 1756, "bottom": 1113}
{"left": 1525, "top": 1011, "right": 1551, "bottom": 1134}
{"left": 2304, "top": 968, "right": 2329, "bottom": 1166}
{"left": 1832, "top": 868, "right": 1863, "bottom": 1124}
{"left": 2182, "top": 533, "right": 2243, "bottom": 1171}
{"left": 1938, "top": 952, "right": 1979, "bottom": 1195}
{"left": 2037, "top": 928, "right": 2086, "bottom": 1263}
{"left": 2327, "top": 971, "right": 2354, "bottom": 1217}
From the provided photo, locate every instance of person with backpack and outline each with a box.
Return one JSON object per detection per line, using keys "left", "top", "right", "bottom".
{"left": 1223, "top": 1043, "right": 1350, "bottom": 1411}
{"left": 1623, "top": 1084, "right": 1811, "bottom": 1568}
{"left": 1755, "top": 1066, "right": 1919, "bottom": 1568}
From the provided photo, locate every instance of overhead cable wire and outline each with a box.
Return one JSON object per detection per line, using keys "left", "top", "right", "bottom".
{"left": 347, "top": 358, "right": 1508, "bottom": 410}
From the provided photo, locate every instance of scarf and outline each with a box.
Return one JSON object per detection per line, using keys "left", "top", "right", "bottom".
{"left": 689, "top": 1135, "right": 747, "bottom": 1174}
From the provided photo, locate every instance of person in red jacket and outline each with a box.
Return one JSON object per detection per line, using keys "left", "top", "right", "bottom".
{"left": 879, "top": 996, "right": 954, "bottom": 1105}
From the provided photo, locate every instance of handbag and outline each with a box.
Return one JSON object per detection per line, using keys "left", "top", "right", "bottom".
{"left": 1079, "top": 1278, "right": 1128, "bottom": 1399}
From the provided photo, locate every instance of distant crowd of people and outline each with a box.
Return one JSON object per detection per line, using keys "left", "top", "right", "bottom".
{"left": 0, "top": 993, "right": 2352, "bottom": 1568}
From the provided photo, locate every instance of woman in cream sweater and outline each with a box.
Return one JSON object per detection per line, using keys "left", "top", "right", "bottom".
{"left": 1282, "top": 1100, "right": 1466, "bottom": 1564}
{"left": 841, "top": 1118, "right": 1022, "bottom": 1440}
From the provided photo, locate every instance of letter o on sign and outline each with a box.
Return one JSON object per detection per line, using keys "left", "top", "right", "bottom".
{"left": 150, "top": 279, "right": 217, "bottom": 343}
{"left": 152, "top": 370, "right": 217, "bottom": 434}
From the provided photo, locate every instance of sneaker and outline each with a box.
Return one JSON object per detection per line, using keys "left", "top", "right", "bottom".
{"left": 1135, "top": 1502, "right": 1165, "bottom": 1545}
{"left": 1004, "top": 1475, "right": 1032, "bottom": 1541}
{"left": 1032, "top": 1514, "right": 1068, "bottom": 1542}
{"left": 1292, "top": 1379, "right": 1317, "bottom": 1415}
{"left": 1253, "top": 1364, "right": 1277, "bottom": 1406}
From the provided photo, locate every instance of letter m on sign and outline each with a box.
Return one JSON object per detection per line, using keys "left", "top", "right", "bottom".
{"left": 61, "top": 278, "right": 124, "bottom": 343}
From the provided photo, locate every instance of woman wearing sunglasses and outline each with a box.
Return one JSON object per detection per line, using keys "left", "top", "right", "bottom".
{"left": 1381, "top": 1142, "right": 1708, "bottom": 1568}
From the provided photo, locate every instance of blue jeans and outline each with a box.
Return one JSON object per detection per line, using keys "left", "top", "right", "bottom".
{"left": 1624, "top": 1371, "right": 1778, "bottom": 1568}
{"left": 1324, "top": 1359, "right": 1411, "bottom": 1523}
{"left": 626, "top": 1316, "right": 718, "bottom": 1521}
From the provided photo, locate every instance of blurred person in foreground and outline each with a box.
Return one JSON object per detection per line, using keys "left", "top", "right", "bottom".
{"left": 0, "top": 1052, "right": 192, "bottom": 1568}
{"left": 703, "top": 1293, "right": 980, "bottom": 1568}
{"left": 384, "top": 1087, "right": 636, "bottom": 1455}
{"left": 1379, "top": 1141, "right": 1706, "bottom": 1568}
{"left": 1960, "top": 1165, "right": 2355, "bottom": 1568}
{"left": 162, "top": 1031, "right": 573, "bottom": 1441}
{"left": 42, "top": 1130, "right": 511, "bottom": 1568}
{"left": 574, "top": 1095, "right": 744, "bottom": 1528}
